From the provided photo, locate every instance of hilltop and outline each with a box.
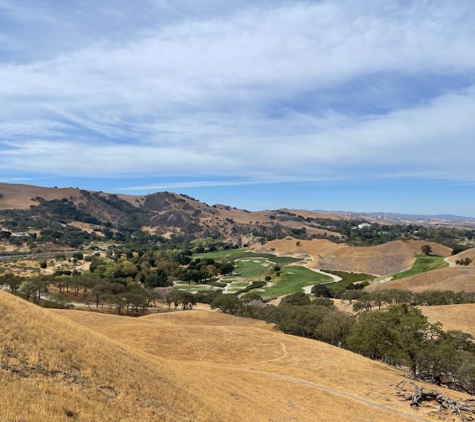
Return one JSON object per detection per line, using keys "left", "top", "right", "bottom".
{"left": 49, "top": 304, "right": 474, "bottom": 422}
{"left": 367, "top": 267, "right": 475, "bottom": 293}
{"left": 1, "top": 182, "right": 474, "bottom": 256}
{"left": 2, "top": 289, "right": 448, "bottom": 421}
{"left": 0, "top": 182, "right": 343, "bottom": 245}
{"left": 255, "top": 238, "right": 452, "bottom": 276}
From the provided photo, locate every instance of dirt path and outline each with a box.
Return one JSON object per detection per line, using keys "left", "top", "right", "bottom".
{"left": 302, "top": 269, "right": 342, "bottom": 294}
{"left": 444, "top": 257, "right": 456, "bottom": 267}
{"left": 199, "top": 364, "right": 431, "bottom": 422}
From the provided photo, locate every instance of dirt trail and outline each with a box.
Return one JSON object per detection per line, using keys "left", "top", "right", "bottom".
{"left": 302, "top": 268, "right": 342, "bottom": 294}
{"left": 199, "top": 364, "right": 431, "bottom": 422}
{"left": 444, "top": 257, "right": 456, "bottom": 267}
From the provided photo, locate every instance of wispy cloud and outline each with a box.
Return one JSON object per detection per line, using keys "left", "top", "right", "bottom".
{"left": 0, "top": 0, "right": 474, "bottom": 184}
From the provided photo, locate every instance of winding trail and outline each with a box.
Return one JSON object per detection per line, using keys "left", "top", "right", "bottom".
{"left": 198, "top": 364, "right": 431, "bottom": 422}
{"left": 444, "top": 257, "right": 456, "bottom": 267}
{"left": 302, "top": 269, "right": 342, "bottom": 294}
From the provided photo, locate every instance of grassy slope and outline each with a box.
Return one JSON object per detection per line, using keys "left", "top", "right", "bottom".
{"left": 0, "top": 290, "right": 217, "bottom": 422}
{"left": 53, "top": 308, "right": 470, "bottom": 422}
{"left": 261, "top": 266, "right": 333, "bottom": 298}
{"left": 421, "top": 303, "right": 475, "bottom": 338}
{"left": 193, "top": 248, "right": 300, "bottom": 265}
{"left": 192, "top": 249, "right": 332, "bottom": 296}
{"left": 391, "top": 255, "right": 448, "bottom": 280}
{"left": 366, "top": 267, "right": 475, "bottom": 293}
{"left": 257, "top": 239, "right": 452, "bottom": 276}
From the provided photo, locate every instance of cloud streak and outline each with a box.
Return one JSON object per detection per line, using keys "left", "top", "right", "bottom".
{"left": 0, "top": 0, "right": 474, "bottom": 185}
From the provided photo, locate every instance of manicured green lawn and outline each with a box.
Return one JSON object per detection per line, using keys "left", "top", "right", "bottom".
{"left": 191, "top": 249, "right": 330, "bottom": 298}
{"left": 260, "top": 266, "right": 333, "bottom": 298}
{"left": 173, "top": 284, "right": 217, "bottom": 292}
{"left": 193, "top": 249, "right": 301, "bottom": 265}
{"left": 223, "top": 282, "right": 249, "bottom": 287}
{"left": 232, "top": 258, "right": 271, "bottom": 278}
{"left": 391, "top": 255, "right": 448, "bottom": 280}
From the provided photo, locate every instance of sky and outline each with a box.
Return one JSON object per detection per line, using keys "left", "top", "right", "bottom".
{"left": 1, "top": 0, "right": 474, "bottom": 216}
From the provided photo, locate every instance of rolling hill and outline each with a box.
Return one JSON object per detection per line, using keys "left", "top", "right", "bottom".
{"left": 52, "top": 306, "right": 470, "bottom": 422}
{"left": 446, "top": 248, "right": 475, "bottom": 266}
{"left": 0, "top": 182, "right": 342, "bottom": 245}
{"left": 256, "top": 238, "right": 452, "bottom": 276}
{"left": 4, "top": 288, "right": 471, "bottom": 421}
{"left": 367, "top": 267, "right": 475, "bottom": 292}
{"left": 421, "top": 303, "right": 475, "bottom": 338}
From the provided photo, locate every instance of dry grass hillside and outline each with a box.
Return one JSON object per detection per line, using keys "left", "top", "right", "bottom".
{"left": 0, "top": 290, "right": 235, "bottom": 422}
{"left": 421, "top": 304, "right": 475, "bottom": 338}
{"left": 446, "top": 248, "right": 475, "bottom": 266}
{"left": 257, "top": 239, "right": 451, "bottom": 276}
{"left": 51, "top": 307, "right": 475, "bottom": 422}
{"left": 0, "top": 182, "right": 343, "bottom": 242}
{"left": 0, "top": 183, "right": 83, "bottom": 210}
{"left": 367, "top": 267, "right": 475, "bottom": 293}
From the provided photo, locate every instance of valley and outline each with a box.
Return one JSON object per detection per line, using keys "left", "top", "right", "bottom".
{"left": 1, "top": 182, "right": 475, "bottom": 421}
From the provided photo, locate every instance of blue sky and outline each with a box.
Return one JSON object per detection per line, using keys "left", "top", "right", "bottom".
{"left": 1, "top": 0, "right": 474, "bottom": 216}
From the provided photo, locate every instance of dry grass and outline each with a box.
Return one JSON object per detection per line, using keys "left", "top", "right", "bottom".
{"left": 51, "top": 306, "right": 473, "bottom": 422}
{"left": 0, "top": 183, "right": 84, "bottom": 210}
{"left": 257, "top": 239, "right": 451, "bottom": 276}
{"left": 446, "top": 248, "right": 475, "bottom": 266}
{"left": 0, "top": 290, "right": 234, "bottom": 422}
{"left": 367, "top": 267, "right": 475, "bottom": 293}
{"left": 421, "top": 304, "right": 475, "bottom": 337}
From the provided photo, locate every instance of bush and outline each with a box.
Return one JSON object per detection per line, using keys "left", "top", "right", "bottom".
{"left": 235, "top": 281, "right": 266, "bottom": 295}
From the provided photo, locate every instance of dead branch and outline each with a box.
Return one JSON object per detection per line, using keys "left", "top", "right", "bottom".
{"left": 396, "top": 380, "right": 475, "bottom": 421}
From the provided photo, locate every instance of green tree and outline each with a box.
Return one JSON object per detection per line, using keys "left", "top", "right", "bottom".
{"left": 281, "top": 292, "right": 311, "bottom": 307}
{"left": 311, "top": 284, "right": 332, "bottom": 298}
{"left": 421, "top": 244, "right": 432, "bottom": 256}
{"left": 210, "top": 295, "right": 243, "bottom": 316}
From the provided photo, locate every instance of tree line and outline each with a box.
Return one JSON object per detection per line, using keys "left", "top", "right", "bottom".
{"left": 209, "top": 289, "right": 475, "bottom": 395}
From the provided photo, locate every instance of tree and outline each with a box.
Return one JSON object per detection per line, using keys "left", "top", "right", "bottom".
{"left": 421, "top": 244, "right": 432, "bottom": 256}
{"left": 281, "top": 292, "right": 311, "bottom": 307}
{"left": 144, "top": 269, "right": 169, "bottom": 288}
{"left": 220, "top": 263, "right": 235, "bottom": 276}
{"left": 166, "top": 289, "right": 183, "bottom": 310}
{"left": 349, "top": 304, "right": 441, "bottom": 378}
{"left": 278, "top": 305, "right": 332, "bottom": 339}
{"left": 317, "top": 312, "right": 355, "bottom": 348}
{"left": 210, "top": 295, "right": 243, "bottom": 316}
{"left": 311, "top": 284, "right": 332, "bottom": 298}
{"left": 1, "top": 274, "right": 23, "bottom": 292}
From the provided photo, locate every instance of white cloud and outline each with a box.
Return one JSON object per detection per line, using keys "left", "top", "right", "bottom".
{"left": 0, "top": 0, "right": 474, "bottom": 183}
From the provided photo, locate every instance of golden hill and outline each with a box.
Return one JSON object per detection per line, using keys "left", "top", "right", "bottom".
{"left": 0, "top": 182, "right": 342, "bottom": 242}
{"left": 421, "top": 304, "right": 475, "bottom": 338}
{"left": 0, "top": 290, "right": 226, "bottom": 422}
{"left": 257, "top": 239, "right": 451, "bottom": 276}
{"left": 50, "top": 306, "right": 474, "bottom": 422}
{"left": 0, "top": 183, "right": 84, "bottom": 210}
{"left": 446, "top": 248, "right": 475, "bottom": 266}
{"left": 367, "top": 267, "right": 475, "bottom": 293}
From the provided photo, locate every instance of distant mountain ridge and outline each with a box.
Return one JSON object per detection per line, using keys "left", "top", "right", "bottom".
{"left": 338, "top": 211, "right": 475, "bottom": 221}
{"left": 0, "top": 182, "right": 342, "bottom": 245}
{"left": 317, "top": 210, "right": 475, "bottom": 229}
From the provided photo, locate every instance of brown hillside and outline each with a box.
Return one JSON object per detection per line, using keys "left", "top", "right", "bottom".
{"left": 0, "top": 290, "right": 222, "bottom": 421}
{"left": 0, "top": 182, "right": 343, "bottom": 242}
{"left": 258, "top": 239, "right": 451, "bottom": 276}
{"left": 421, "top": 304, "right": 475, "bottom": 338}
{"left": 447, "top": 248, "right": 475, "bottom": 266}
{"left": 53, "top": 307, "right": 472, "bottom": 422}
{"left": 0, "top": 182, "right": 83, "bottom": 210}
{"left": 367, "top": 267, "right": 475, "bottom": 293}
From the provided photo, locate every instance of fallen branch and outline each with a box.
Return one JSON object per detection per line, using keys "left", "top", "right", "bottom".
{"left": 396, "top": 380, "right": 475, "bottom": 421}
